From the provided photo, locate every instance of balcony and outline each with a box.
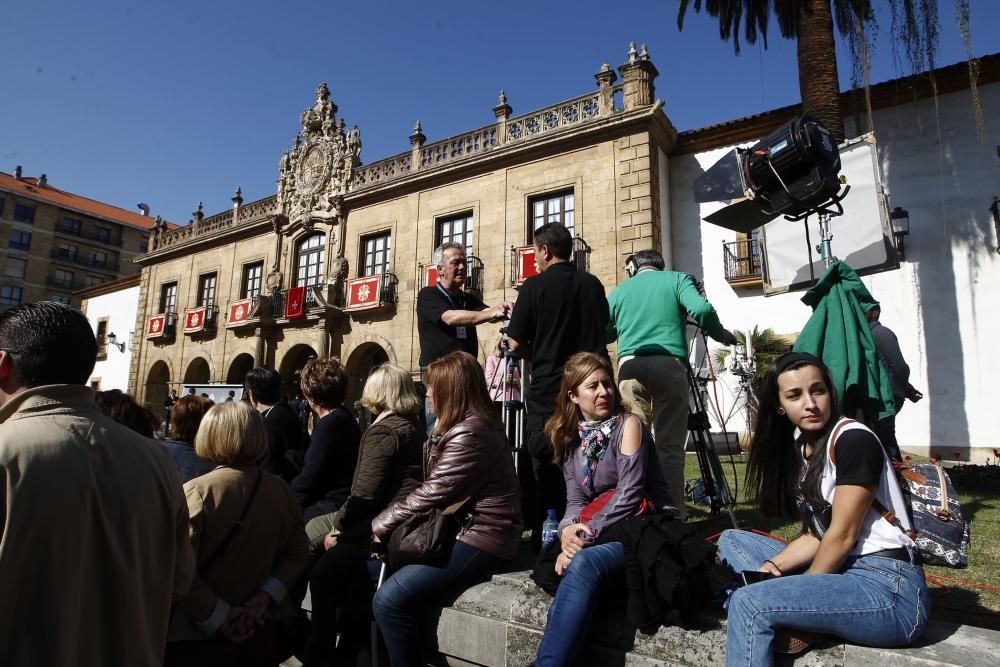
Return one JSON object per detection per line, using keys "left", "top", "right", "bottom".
{"left": 723, "top": 239, "right": 763, "bottom": 288}
{"left": 49, "top": 249, "right": 120, "bottom": 273}
{"left": 88, "top": 231, "right": 123, "bottom": 247}
{"left": 344, "top": 273, "right": 398, "bottom": 312}
{"left": 272, "top": 287, "right": 320, "bottom": 319}
{"left": 146, "top": 311, "right": 177, "bottom": 340}
{"left": 46, "top": 276, "right": 80, "bottom": 291}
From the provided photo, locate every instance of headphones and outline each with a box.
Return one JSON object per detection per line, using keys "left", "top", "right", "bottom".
{"left": 624, "top": 254, "right": 638, "bottom": 278}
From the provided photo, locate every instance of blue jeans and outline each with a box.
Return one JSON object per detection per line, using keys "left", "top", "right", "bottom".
{"left": 372, "top": 541, "right": 502, "bottom": 667}
{"left": 535, "top": 542, "right": 625, "bottom": 667}
{"left": 718, "top": 529, "right": 929, "bottom": 667}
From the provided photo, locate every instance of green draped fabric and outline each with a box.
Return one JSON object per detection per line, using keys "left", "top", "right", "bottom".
{"left": 791, "top": 261, "right": 896, "bottom": 422}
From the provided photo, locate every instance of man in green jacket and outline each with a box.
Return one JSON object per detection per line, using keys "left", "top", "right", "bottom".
{"left": 608, "top": 250, "right": 736, "bottom": 518}
{"left": 0, "top": 302, "right": 194, "bottom": 666}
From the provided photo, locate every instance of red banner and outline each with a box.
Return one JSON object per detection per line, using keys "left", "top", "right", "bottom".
{"left": 345, "top": 275, "right": 383, "bottom": 311}
{"left": 183, "top": 307, "right": 207, "bottom": 333}
{"left": 227, "top": 299, "right": 252, "bottom": 327}
{"left": 515, "top": 245, "right": 539, "bottom": 285}
{"left": 284, "top": 286, "right": 306, "bottom": 319}
{"left": 146, "top": 314, "right": 167, "bottom": 339}
{"left": 423, "top": 264, "right": 439, "bottom": 288}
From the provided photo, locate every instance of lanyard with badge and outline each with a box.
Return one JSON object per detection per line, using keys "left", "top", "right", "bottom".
{"left": 437, "top": 283, "right": 469, "bottom": 339}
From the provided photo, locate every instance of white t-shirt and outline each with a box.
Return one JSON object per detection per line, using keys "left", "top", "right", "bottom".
{"left": 811, "top": 418, "right": 914, "bottom": 556}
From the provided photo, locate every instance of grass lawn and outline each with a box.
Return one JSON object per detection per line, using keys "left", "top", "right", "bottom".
{"left": 680, "top": 449, "right": 1000, "bottom": 631}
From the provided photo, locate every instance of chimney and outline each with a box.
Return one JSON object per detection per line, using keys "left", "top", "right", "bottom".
{"left": 14, "top": 165, "right": 22, "bottom": 180}
{"left": 137, "top": 202, "right": 150, "bottom": 216}
{"left": 38, "top": 174, "right": 48, "bottom": 187}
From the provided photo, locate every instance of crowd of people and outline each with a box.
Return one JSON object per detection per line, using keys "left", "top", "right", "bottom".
{"left": 0, "top": 222, "right": 929, "bottom": 667}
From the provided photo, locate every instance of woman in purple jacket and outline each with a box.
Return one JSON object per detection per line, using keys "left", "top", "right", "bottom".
{"left": 535, "top": 351, "right": 676, "bottom": 666}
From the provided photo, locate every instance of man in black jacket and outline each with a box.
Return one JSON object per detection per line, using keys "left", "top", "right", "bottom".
{"left": 244, "top": 366, "right": 306, "bottom": 481}
{"left": 507, "top": 223, "right": 610, "bottom": 549}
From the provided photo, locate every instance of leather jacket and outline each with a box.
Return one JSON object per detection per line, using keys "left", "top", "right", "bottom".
{"left": 371, "top": 414, "right": 522, "bottom": 560}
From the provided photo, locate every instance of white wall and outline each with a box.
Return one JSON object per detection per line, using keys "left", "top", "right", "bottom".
{"left": 668, "top": 81, "right": 1000, "bottom": 462}
{"left": 84, "top": 285, "right": 140, "bottom": 391}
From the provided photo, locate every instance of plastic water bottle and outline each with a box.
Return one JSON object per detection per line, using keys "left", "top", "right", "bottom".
{"left": 541, "top": 509, "right": 559, "bottom": 547}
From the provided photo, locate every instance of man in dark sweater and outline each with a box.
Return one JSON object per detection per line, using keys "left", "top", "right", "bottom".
{"left": 507, "top": 223, "right": 610, "bottom": 548}
{"left": 865, "top": 304, "right": 921, "bottom": 461}
{"left": 244, "top": 366, "right": 306, "bottom": 481}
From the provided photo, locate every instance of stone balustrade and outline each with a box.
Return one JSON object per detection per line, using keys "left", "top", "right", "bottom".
{"left": 155, "top": 196, "right": 277, "bottom": 249}
{"left": 350, "top": 84, "right": 623, "bottom": 193}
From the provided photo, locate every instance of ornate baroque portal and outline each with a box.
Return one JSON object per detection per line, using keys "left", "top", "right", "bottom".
{"left": 273, "top": 83, "right": 362, "bottom": 299}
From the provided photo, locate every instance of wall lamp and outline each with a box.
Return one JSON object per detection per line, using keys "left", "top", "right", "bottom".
{"left": 107, "top": 332, "right": 126, "bottom": 353}
{"left": 889, "top": 206, "right": 910, "bottom": 261}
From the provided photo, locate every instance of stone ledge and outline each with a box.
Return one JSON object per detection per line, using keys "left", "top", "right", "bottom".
{"left": 295, "top": 560, "right": 999, "bottom": 666}
{"left": 430, "top": 568, "right": 1000, "bottom": 667}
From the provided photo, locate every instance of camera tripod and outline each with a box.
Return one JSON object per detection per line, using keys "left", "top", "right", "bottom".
{"left": 685, "top": 331, "right": 741, "bottom": 529}
{"left": 494, "top": 327, "right": 525, "bottom": 471}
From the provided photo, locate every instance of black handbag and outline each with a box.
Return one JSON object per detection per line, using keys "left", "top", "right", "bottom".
{"left": 385, "top": 496, "right": 471, "bottom": 570}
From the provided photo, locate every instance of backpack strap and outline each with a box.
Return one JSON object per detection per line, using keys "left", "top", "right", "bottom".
{"left": 827, "top": 419, "right": 917, "bottom": 540}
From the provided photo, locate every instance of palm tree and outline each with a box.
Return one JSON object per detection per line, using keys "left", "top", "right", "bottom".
{"left": 713, "top": 326, "right": 793, "bottom": 441}
{"left": 677, "top": 0, "right": 945, "bottom": 142}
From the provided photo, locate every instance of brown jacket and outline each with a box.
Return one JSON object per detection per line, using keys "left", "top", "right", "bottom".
{"left": 372, "top": 414, "right": 522, "bottom": 560}
{"left": 331, "top": 413, "right": 424, "bottom": 541}
{"left": 0, "top": 385, "right": 194, "bottom": 666}
{"left": 169, "top": 465, "right": 309, "bottom": 641}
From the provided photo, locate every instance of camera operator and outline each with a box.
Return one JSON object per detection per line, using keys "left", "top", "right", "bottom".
{"left": 607, "top": 250, "right": 736, "bottom": 519}
{"left": 506, "top": 223, "right": 610, "bottom": 550}
{"left": 865, "top": 303, "right": 921, "bottom": 461}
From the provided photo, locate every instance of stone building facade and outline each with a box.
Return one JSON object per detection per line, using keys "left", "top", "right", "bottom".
{"left": 131, "top": 44, "right": 673, "bottom": 410}
{"left": 0, "top": 169, "right": 163, "bottom": 310}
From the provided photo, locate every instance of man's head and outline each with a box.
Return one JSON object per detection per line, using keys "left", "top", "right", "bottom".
{"left": 532, "top": 223, "right": 573, "bottom": 273}
{"left": 0, "top": 302, "right": 98, "bottom": 404}
{"left": 865, "top": 304, "right": 881, "bottom": 323}
{"left": 244, "top": 366, "right": 282, "bottom": 408}
{"left": 434, "top": 242, "right": 467, "bottom": 291}
{"left": 624, "top": 249, "right": 665, "bottom": 277}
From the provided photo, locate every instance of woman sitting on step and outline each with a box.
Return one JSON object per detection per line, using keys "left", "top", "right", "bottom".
{"left": 719, "top": 352, "right": 929, "bottom": 666}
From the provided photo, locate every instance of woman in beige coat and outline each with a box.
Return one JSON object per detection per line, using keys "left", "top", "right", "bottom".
{"left": 165, "top": 401, "right": 309, "bottom": 667}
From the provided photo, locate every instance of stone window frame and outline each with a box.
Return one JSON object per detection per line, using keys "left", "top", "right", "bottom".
{"left": 60, "top": 217, "right": 82, "bottom": 235}
{"left": 95, "top": 318, "right": 109, "bottom": 359}
{"left": 0, "top": 285, "right": 23, "bottom": 306}
{"left": 197, "top": 272, "right": 218, "bottom": 308}
{"left": 435, "top": 211, "right": 474, "bottom": 257}
{"left": 241, "top": 260, "right": 265, "bottom": 300}
{"left": 294, "top": 233, "right": 326, "bottom": 288}
{"left": 8, "top": 229, "right": 31, "bottom": 252}
{"left": 53, "top": 268, "right": 75, "bottom": 288}
{"left": 159, "top": 281, "right": 178, "bottom": 314}
{"left": 528, "top": 188, "right": 576, "bottom": 241}
{"left": 3, "top": 257, "right": 27, "bottom": 279}
{"left": 12, "top": 203, "right": 35, "bottom": 225}
{"left": 359, "top": 230, "right": 392, "bottom": 277}
{"left": 94, "top": 225, "right": 112, "bottom": 243}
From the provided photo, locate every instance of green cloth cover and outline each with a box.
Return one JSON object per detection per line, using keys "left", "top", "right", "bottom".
{"left": 792, "top": 261, "right": 896, "bottom": 422}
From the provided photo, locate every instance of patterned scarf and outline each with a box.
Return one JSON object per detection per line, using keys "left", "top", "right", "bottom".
{"left": 578, "top": 414, "right": 621, "bottom": 492}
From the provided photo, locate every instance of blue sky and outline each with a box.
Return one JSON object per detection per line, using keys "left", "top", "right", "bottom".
{"left": 2, "top": 0, "right": 997, "bottom": 225}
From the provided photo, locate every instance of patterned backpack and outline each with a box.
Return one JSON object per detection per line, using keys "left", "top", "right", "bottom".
{"left": 830, "top": 419, "right": 970, "bottom": 568}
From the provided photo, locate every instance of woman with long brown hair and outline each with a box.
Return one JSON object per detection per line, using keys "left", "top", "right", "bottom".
{"left": 371, "top": 351, "right": 521, "bottom": 667}
{"left": 535, "top": 351, "right": 675, "bottom": 666}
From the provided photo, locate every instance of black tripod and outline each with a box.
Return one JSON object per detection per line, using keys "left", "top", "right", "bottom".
{"left": 685, "top": 334, "right": 740, "bottom": 529}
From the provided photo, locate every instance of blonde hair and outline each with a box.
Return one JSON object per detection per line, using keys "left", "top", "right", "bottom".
{"left": 361, "top": 363, "right": 422, "bottom": 416}
{"left": 194, "top": 401, "right": 268, "bottom": 465}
